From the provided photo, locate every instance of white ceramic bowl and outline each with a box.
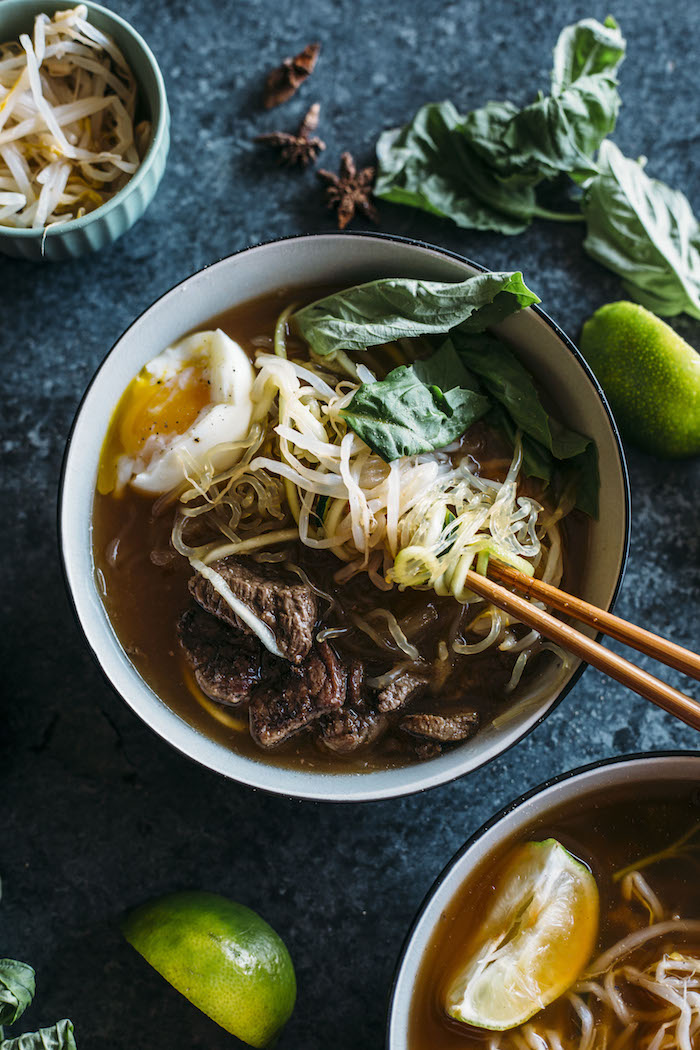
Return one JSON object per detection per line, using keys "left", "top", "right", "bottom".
{"left": 386, "top": 751, "right": 700, "bottom": 1048}
{"left": 59, "top": 233, "right": 630, "bottom": 802}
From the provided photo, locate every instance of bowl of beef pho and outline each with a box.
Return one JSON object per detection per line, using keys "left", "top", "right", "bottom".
{"left": 60, "top": 233, "right": 629, "bottom": 801}
{"left": 388, "top": 751, "right": 700, "bottom": 1050}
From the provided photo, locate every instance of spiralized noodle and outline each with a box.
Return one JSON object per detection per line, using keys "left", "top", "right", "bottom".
{"left": 0, "top": 6, "right": 150, "bottom": 230}
{"left": 169, "top": 307, "right": 572, "bottom": 672}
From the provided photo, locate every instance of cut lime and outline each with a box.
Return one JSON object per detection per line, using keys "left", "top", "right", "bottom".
{"left": 122, "top": 891, "right": 296, "bottom": 1047}
{"left": 445, "top": 839, "right": 599, "bottom": 1031}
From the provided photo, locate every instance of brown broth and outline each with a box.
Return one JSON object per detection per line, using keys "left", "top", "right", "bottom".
{"left": 92, "top": 286, "right": 590, "bottom": 773}
{"left": 408, "top": 780, "right": 700, "bottom": 1049}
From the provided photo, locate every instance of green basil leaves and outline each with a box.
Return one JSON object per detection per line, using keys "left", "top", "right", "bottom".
{"left": 292, "top": 271, "right": 539, "bottom": 356}
{"left": 0, "top": 1020, "right": 77, "bottom": 1050}
{"left": 375, "top": 16, "right": 625, "bottom": 232}
{"left": 0, "top": 963, "right": 35, "bottom": 1028}
{"left": 341, "top": 341, "right": 489, "bottom": 460}
{"left": 582, "top": 141, "right": 700, "bottom": 318}
{"left": 294, "top": 272, "right": 597, "bottom": 513}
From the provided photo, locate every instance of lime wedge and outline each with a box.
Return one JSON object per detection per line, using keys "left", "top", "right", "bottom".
{"left": 122, "top": 891, "right": 296, "bottom": 1047}
{"left": 446, "top": 839, "right": 598, "bottom": 1031}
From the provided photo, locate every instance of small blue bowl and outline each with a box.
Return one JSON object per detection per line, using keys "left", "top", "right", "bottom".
{"left": 0, "top": 0, "right": 170, "bottom": 261}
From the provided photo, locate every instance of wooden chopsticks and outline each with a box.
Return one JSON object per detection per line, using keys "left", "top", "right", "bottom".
{"left": 462, "top": 562, "right": 700, "bottom": 732}
{"left": 488, "top": 560, "right": 700, "bottom": 681}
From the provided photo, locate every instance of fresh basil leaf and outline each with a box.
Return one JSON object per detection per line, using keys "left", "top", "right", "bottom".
{"left": 375, "top": 101, "right": 537, "bottom": 234}
{"left": 456, "top": 333, "right": 596, "bottom": 513}
{"left": 582, "top": 141, "right": 700, "bottom": 318}
{"left": 0, "top": 1020, "right": 76, "bottom": 1050}
{"left": 0, "top": 962, "right": 35, "bottom": 1027}
{"left": 487, "top": 403, "right": 554, "bottom": 483}
{"left": 485, "top": 18, "right": 625, "bottom": 184}
{"left": 341, "top": 341, "right": 490, "bottom": 460}
{"left": 564, "top": 442, "right": 600, "bottom": 518}
{"left": 498, "top": 76, "right": 620, "bottom": 184}
{"left": 454, "top": 333, "right": 589, "bottom": 459}
{"left": 488, "top": 403, "right": 599, "bottom": 516}
{"left": 410, "top": 338, "right": 480, "bottom": 392}
{"left": 551, "top": 15, "right": 626, "bottom": 94}
{"left": 293, "top": 272, "right": 539, "bottom": 357}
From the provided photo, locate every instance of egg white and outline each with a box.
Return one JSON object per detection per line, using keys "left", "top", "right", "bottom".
{"left": 119, "top": 329, "right": 255, "bottom": 495}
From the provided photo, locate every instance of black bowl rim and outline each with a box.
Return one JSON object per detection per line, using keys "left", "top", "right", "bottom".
{"left": 385, "top": 748, "right": 700, "bottom": 1046}
{"left": 57, "top": 230, "right": 632, "bottom": 803}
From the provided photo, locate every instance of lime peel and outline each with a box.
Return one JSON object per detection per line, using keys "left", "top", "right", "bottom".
{"left": 122, "top": 890, "right": 296, "bottom": 1048}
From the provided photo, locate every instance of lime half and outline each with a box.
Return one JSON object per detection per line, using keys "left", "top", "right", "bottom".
{"left": 122, "top": 891, "right": 296, "bottom": 1047}
{"left": 446, "top": 839, "right": 599, "bottom": 1031}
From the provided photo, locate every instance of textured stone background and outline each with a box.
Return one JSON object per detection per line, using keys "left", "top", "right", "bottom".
{"left": 2, "top": 0, "right": 699, "bottom": 1047}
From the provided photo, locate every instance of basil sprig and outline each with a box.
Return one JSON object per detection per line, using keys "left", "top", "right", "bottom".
{"left": 582, "top": 141, "right": 700, "bottom": 319}
{"left": 0, "top": 1019, "right": 77, "bottom": 1049}
{"left": 375, "top": 16, "right": 625, "bottom": 232}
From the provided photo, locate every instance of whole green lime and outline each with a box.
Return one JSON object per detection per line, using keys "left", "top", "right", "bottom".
{"left": 122, "top": 891, "right": 296, "bottom": 1047}
{"left": 580, "top": 301, "right": 700, "bottom": 457}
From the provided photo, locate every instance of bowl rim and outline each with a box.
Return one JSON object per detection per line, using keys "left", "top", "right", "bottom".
{"left": 385, "top": 748, "right": 700, "bottom": 1048}
{"left": 58, "top": 230, "right": 632, "bottom": 803}
{"left": 0, "top": 0, "right": 169, "bottom": 241}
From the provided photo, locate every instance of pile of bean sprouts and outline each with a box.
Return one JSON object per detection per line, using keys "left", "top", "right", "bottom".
{"left": 0, "top": 5, "right": 149, "bottom": 229}
{"left": 168, "top": 311, "right": 570, "bottom": 679}
{"left": 488, "top": 871, "right": 700, "bottom": 1050}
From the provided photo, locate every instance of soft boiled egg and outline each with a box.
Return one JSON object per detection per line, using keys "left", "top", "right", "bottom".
{"left": 98, "top": 329, "right": 255, "bottom": 496}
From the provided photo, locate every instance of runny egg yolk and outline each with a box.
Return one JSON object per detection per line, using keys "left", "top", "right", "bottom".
{"left": 118, "top": 365, "right": 211, "bottom": 456}
{"left": 98, "top": 362, "right": 212, "bottom": 495}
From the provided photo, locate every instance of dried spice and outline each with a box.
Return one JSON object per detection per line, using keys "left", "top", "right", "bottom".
{"left": 318, "top": 152, "right": 379, "bottom": 229}
{"left": 256, "top": 103, "right": 326, "bottom": 167}
{"left": 263, "top": 42, "right": 320, "bottom": 109}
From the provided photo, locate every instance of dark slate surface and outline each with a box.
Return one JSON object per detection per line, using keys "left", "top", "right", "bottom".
{"left": 2, "top": 1, "right": 699, "bottom": 1047}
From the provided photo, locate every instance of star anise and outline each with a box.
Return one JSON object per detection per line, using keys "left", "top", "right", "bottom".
{"left": 318, "top": 152, "right": 379, "bottom": 229}
{"left": 255, "top": 103, "right": 326, "bottom": 167}
{"left": 263, "top": 42, "right": 320, "bottom": 109}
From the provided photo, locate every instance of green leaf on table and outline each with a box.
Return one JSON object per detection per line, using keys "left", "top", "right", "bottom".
{"left": 551, "top": 15, "right": 626, "bottom": 94}
{"left": 0, "top": 1019, "right": 77, "bottom": 1050}
{"left": 0, "top": 962, "right": 35, "bottom": 1027}
{"left": 473, "top": 17, "right": 625, "bottom": 184}
{"left": 341, "top": 340, "right": 490, "bottom": 460}
{"left": 582, "top": 140, "right": 700, "bottom": 318}
{"left": 374, "top": 101, "right": 537, "bottom": 234}
{"left": 292, "top": 271, "right": 539, "bottom": 357}
{"left": 374, "top": 17, "right": 624, "bottom": 229}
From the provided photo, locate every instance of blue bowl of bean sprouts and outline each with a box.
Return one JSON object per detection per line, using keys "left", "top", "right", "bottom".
{"left": 0, "top": 1, "right": 169, "bottom": 260}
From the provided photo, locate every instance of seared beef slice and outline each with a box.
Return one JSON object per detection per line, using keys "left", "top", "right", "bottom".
{"left": 189, "top": 557, "right": 317, "bottom": 664}
{"left": 178, "top": 606, "right": 261, "bottom": 706}
{"left": 320, "top": 706, "right": 386, "bottom": 754}
{"left": 376, "top": 672, "right": 428, "bottom": 713}
{"left": 250, "top": 641, "right": 346, "bottom": 748}
{"left": 401, "top": 712, "right": 479, "bottom": 744}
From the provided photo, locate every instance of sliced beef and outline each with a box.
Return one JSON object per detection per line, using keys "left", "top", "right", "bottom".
{"left": 249, "top": 641, "right": 346, "bottom": 748}
{"left": 401, "top": 711, "right": 480, "bottom": 745}
{"left": 319, "top": 705, "right": 386, "bottom": 754}
{"left": 189, "top": 557, "right": 317, "bottom": 664}
{"left": 177, "top": 606, "right": 261, "bottom": 707}
{"left": 376, "top": 672, "right": 429, "bottom": 714}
